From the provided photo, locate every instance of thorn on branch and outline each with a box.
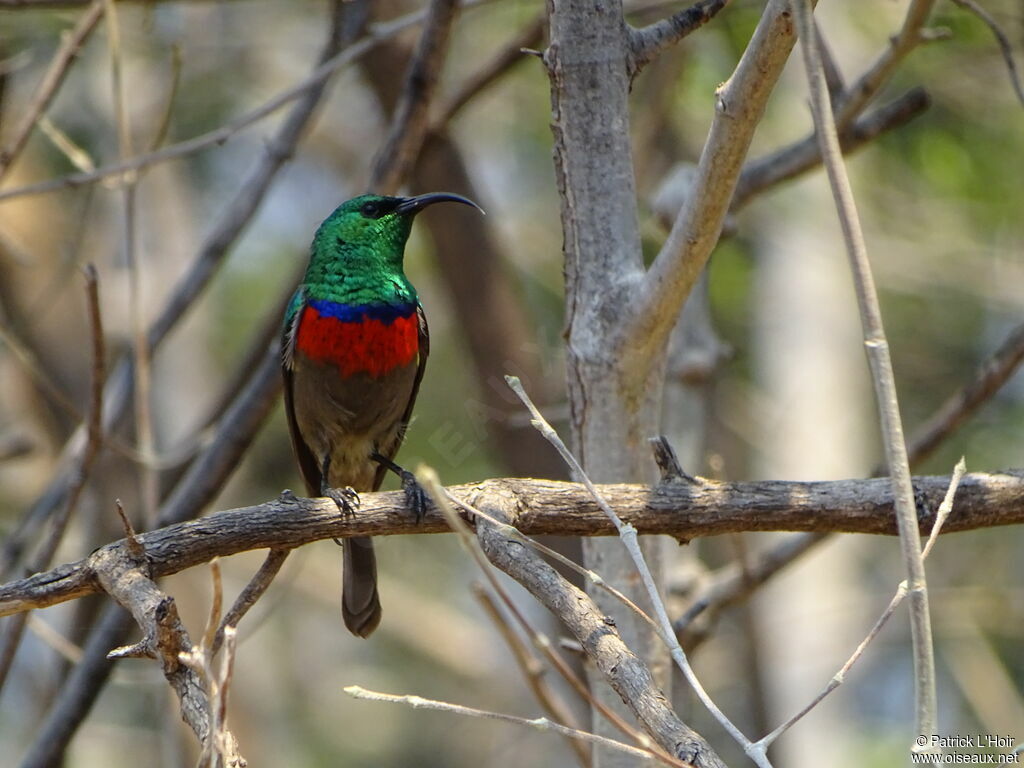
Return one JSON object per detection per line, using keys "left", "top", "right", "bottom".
{"left": 114, "top": 499, "right": 144, "bottom": 560}
{"left": 649, "top": 436, "right": 700, "bottom": 485}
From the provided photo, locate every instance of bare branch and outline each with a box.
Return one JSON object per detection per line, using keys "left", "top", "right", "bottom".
{"left": 833, "top": 0, "right": 938, "bottom": 125}
{"left": 733, "top": 87, "right": 930, "bottom": 210}
{"left": 473, "top": 586, "right": 592, "bottom": 768}
{"left": 629, "top": 0, "right": 797, "bottom": 369}
{"left": 0, "top": 2, "right": 451, "bottom": 203}
{"left": 345, "top": 685, "right": 659, "bottom": 763}
{"left": 430, "top": 13, "right": 545, "bottom": 130}
{"left": 211, "top": 548, "right": 290, "bottom": 656}
{"left": 0, "top": 265, "right": 105, "bottom": 694}
{"left": 948, "top": 1, "right": 1024, "bottom": 108}
{"left": 95, "top": 535, "right": 244, "bottom": 764}
{"left": 368, "top": 0, "right": 460, "bottom": 192}
{"left": 793, "top": 0, "right": 936, "bottom": 744}
{"left": 0, "top": 0, "right": 104, "bottom": 182}
{"left": 626, "top": 0, "right": 729, "bottom": 78}
{"left": 4, "top": 469, "right": 1022, "bottom": 619}
{"left": 474, "top": 498, "right": 725, "bottom": 767}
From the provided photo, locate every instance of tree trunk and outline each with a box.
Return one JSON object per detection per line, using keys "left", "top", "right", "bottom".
{"left": 545, "top": 1, "right": 670, "bottom": 763}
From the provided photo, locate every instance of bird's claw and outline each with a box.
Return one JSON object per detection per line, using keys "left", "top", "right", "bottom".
{"left": 400, "top": 470, "right": 428, "bottom": 524}
{"left": 323, "top": 485, "right": 360, "bottom": 516}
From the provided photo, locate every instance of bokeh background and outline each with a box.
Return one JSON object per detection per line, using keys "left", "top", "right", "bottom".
{"left": 0, "top": 0, "right": 1022, "bottom": 766}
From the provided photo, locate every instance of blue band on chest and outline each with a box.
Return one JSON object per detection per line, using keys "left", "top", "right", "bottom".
{"left": 308, "top": 299, "right": 416, "bottom": 325}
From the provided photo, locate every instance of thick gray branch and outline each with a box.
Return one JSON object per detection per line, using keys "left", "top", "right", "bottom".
{"left": 92, "top": 543, "right": 243, "bottom": 765}
{"left": 629, "top": 0, "right": 798, "bottom": 373}
{"left": 473, "top": 489, "right": 725, "bottom": 768}
{"left": 2, "top": 470, "right": 1022, "bottom": 618}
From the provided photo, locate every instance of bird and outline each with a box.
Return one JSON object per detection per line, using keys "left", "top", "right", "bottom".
{"left": 281, "top": 191, "right": 482, "bottom": 637}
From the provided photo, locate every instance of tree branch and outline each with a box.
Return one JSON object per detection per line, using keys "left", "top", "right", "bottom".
{"left": 3, "top": 469, "right": 1023, "bottom": 619}
{"left": 833, "top": 0, "right": 937, "bottom": 126}
{"left": 793, "top": 0, "right": 936, "bottom": 744}
{"left": 368, "top": 0, "right": 459, "bottom": 193}
{"left": 474, "top": 495, "right": 725, "bottom": 768}
{"left": 0, "top": 0, "right": 104, "bottom": 182}
{"left": 94, "top": 528, "right": 243, "bottom": 766}
{"left": 628, "top": 0, "right": 798, "bottom": 371}
{"left": 0, "top": 0, "right": 452, "bottom": 203}
{"left": 626, "top": 0, "right": 729, "bottom": 79}
{"left": 949, "top": 0, "right": 1024, "bottom": 108}
{"left": 732, "top": 86, "right": 930, "bottom": 210}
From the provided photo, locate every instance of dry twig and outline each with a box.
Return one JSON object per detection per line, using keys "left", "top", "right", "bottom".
{"left": 345, "top": 686, "right": 660, "bottom": 762}
{"left": 793, "top": 0, "right": 937, "bottom": 745}
{"left": 0, "top": 265, "right": 105, "bottom": 694}
{"left": 473, "top": 586, "right": 592, "bottom": 768}
{"left": 505, "top": 377, "right": 762, "bottom": 765}
{"left": 0, "top": 0, "right": 104, "bottom": 181}
{"left": 368, "top": 0, "right": 460, "bottom": 192}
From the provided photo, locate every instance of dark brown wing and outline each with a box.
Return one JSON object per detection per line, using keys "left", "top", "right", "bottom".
{"left": 371, "top": 304, "right": 429, "bottom": 491}
{"left": 281, "top": 298, "right": 322, "bottom": 498}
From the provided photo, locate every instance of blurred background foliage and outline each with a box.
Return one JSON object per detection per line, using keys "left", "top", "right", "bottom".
{"left": 0, "top": 0, "right": 1021, "bottom": 766}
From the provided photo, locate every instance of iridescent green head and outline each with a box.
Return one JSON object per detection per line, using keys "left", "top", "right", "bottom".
{"left": 302, "top": 192, "right": 482, "bottom": 305}
{"left": 310, "top": 192, "right": 482, "bottom": 268}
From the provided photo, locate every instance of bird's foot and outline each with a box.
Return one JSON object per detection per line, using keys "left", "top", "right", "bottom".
{"left": 400, "top": 470, "right": 428, "bottom": 524}
{"left": 371, "top": 451, "right": 428, "bottom": 523}
{"left": 323, "top": 484, "right": 360, "bottom": 516}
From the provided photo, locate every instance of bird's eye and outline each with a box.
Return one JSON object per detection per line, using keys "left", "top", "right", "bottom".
{"left": 360, "top": 201, "right": 383, "bottom": 219}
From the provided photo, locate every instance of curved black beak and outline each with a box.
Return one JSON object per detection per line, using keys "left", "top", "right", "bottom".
{"left": 395, "top": 192, "right": 485, "bottom": 216}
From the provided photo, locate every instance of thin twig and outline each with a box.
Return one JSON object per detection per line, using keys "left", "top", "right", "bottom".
{"left": 345, "top": 685, "right": 660, "bottom": 762}
{"left": 505, "top": 376, "right": 766, "bottom": 767}
{"left": 0, "top": 265, "right": 105, "bottom": 695}
{"left": 101, "top": 0, "right": 158, "bottom": 526}
{"left": 211, "top": 548, "right": 290, "bottom": 656}
{"left": 833, "top": 0, "right": 938, "bottom": 125}
{"left": 0, "top": 0, "right": 104, "bottom": 182}
{"left": 201, "top": 559, "right": 224, "bottom": 652}
{"left": 949, "top": 0, "right": 1024, "bottom": 107}
{"left": 0, "top": 1, "right": 489, "bottom": 203}
{"left": 792, "top": 0, "right": 937, "bottom": 746}
{"left": 429, "top": 12, "right": 544, "bottom": 130}
{"left": 473, "top": 586, "right": 592, "bottom": 768}
{"left": 753, "top": 459, "right": 965, "bottom": 748}
{"left": 368, "top": 0, "right": 459, "bottom": 192}
{"left": 417, "top": 468, "right": 683, "bottom": 765}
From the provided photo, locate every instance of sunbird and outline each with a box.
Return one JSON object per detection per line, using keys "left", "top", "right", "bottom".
{"left": 282, "top": 192, "right": 482, "bottom": 636}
